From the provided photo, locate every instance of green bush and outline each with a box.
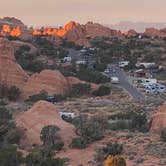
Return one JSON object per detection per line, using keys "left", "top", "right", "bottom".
{"left": 54, "top": 94, "right": 67, "bottom": 102}
{"left": 161, "top": 128, "right": 166, "bottom": 142}
{"left": 0, "top": 85, "right": 21, "bottom": 101}
{"left": 108, "top": 111, "right": 148, "bottom": 132}
{"left": 7, "top": 86, "right": 21, "bottom": 101}
{"left": 73, "top": 115, "right": 108, "bottom": 143}
{"left": 76, "top": 67, "right": 110, "bottom": 84}
{"left": 0, "top": 107, "right": 21, "bottom": 146}
{"left": 96, "top": 142, "right": 123, "bottom": 163}
{"left": 40, "top": 125, "right": 64, "bottom": 151}
{"left": 71, "top": 137, "right": 87, "bottom": 149}
{"left": 27, "top": 91, "right": 48, "bottom": 102}
{"left": 25, "top": 148, "right": 65, "bottom": 166}
{"left": 0, "top": 145, "right": 23, "bottom": 166}
{"left": 93, "top": 85, "right": 111, "bottom": 96}
{"left": 70, "top": 83, "right": 92, "bottom": 97}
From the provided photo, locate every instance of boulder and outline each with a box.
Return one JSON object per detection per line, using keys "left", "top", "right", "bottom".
{"left": 16, "top": 100, "right": 76, "bottom": 148}
{"left": 22, "top": 70, "right": 70, "bottom": 99}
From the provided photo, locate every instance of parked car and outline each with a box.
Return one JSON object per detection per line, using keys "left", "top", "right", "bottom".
{"left": 145, "top": 83, "right": 165, "bottom": 94}
{"left": 111, "top": 77, "right": 119, "bottom": 84}
{"left": 104, "top": 69, "right": 110, "bottom": 74}
{"left": 146, "top": 86, "right": 158, "bottom": 94}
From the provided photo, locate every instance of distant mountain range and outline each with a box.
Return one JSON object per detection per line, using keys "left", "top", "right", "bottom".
{"left": 107, "top": 21, "right": 166, "bottom": 32}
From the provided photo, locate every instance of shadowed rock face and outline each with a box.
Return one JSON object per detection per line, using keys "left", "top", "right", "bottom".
{"left": 0, "top": 38, "right": 29, "bottom": 89}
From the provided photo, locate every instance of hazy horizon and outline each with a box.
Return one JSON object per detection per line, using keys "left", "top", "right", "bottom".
{"left": 0, "top": 0, "right": 166, "bottom": 27}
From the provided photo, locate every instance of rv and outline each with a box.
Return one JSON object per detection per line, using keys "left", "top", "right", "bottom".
{"left": 136, "top": 62, "right": 155, "bottom": 69}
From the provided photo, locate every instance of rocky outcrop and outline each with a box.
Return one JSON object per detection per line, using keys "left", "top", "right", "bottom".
{"left": 144, "top": 28, "right": 166, "bottom": 37}
{"left": 0, "top": 38, "right": 29, "bottom": 89}
{"left": 32, "top": 21, "right": 123, "bottom": 46}
{"left": 22, "top": 70, "right": 70, "bottom": 99}
{"left": 150, "top": 104, "right": 166, "bottom": 133}
{"left": 16, "top": 100, "right": 76, "bottom": 148}
{"left": 124, "top": 29, "right": 138, "bottom": 37}
{"left": 33, "top": 21, "right": 79, "bottom": 37}
{"left": 0, "top": 17, "right": 32, "bottom": 40}
{"left": 64, "top": 22, "right": 123, "bottom": 46}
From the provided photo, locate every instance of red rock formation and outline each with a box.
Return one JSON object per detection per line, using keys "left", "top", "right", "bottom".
{"left": 0, "top": 38, "right": 29, "bottom": 89}
{"left": 64, "top": 22, "right": 123, "bottom": 46}
{"left": 22, "top": 70, "right": 70, "bottom": 99}
{"left": 124, "top": 29, "right": 138, "bottom": 37}
{"left": 0, "top": 17, "right": 32, "bottom": 39}
{"left": 144, "top": 28, "right": 166, "bottom": 37}
{"left": 150, "top": 104, "right": 166, "bottom": 133}
{"left": 33, "top": 21, "right": 79, "bottom": 37}
{"left": 32, "top": 21, "right": 123, "bottom": 46}
{"left": 16, "top": 100, "right": 76, "bottom": 148}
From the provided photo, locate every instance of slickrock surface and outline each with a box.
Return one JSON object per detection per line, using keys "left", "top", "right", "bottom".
{"left": 16, "top": 100, "right": 76, "bottom": 148}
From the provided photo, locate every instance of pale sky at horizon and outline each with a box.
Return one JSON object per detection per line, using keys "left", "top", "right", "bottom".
{"left": 0, "top": 0, "right": 166, "bottom": 27}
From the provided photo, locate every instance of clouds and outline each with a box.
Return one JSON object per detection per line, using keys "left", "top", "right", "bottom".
{"left": 0, "top": 0, "right": 165, "bottom": 26}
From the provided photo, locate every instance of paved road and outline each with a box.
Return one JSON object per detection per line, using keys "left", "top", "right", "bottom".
{"left": 108, "top": 65, "right": 144, "bottom": 101}
{"left": 67, "top": 49, "right": 144, "bottom": 101}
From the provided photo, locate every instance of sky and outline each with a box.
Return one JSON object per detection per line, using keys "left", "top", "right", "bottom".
{"left": 0, "top": 0, "right": 166, "bottom": 27}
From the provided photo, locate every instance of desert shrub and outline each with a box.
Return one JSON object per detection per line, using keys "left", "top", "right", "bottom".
{"left": 0, "top": 98, "right": 8, "bottom": 106}
{"left": 94, "top": 62, "right": 107, "bottom": 72}
{"left": 73, "top": 115, "right": 108, "bottom": 143}
{"left": 7, "top": 86, "right": 21, "bottom": 101}
{"left": 104, "top": 155, "right": 126, "bottom": 166}
{"left": 96, "top": 142, "right": 123, "bottom": 163}
{"left": 25, "top": 148, "right": 65, "bottom": 166}
{"left": 70, "top": 137, "right": 87, "bottom": 149}
{"left": 0, "top": 85, "right": 21, "bottom": 101}
{"left": 161, "top": 128, "right": 166, "bottom": 142}
{"left": 108, "top": 111, "right": 148, "bottom": 132}
{"left": 40, "top": 125, "right": 64, "bottom": 151}
{"left": 54, "top": 94, "right": 67, "bottom": 102}
{"left": 70, "top": 83, "right": 92, "bottom": 97}
{"left": 0, "top": 107, "right": 21, "bottom": 146}
{"left": 76, "top": 67, "right": 110, "bottom": 84}
{"left": 0, "top": 145, "right": 23, "bottom": 166}
{"left": 27, "top": 91, "right": 48, "bottom": 102}
{"left": 108, "top": 119, "right": 132, "bottom": 131}
{"left": 93, "top": 85, "right": 111, "bottom": 96}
